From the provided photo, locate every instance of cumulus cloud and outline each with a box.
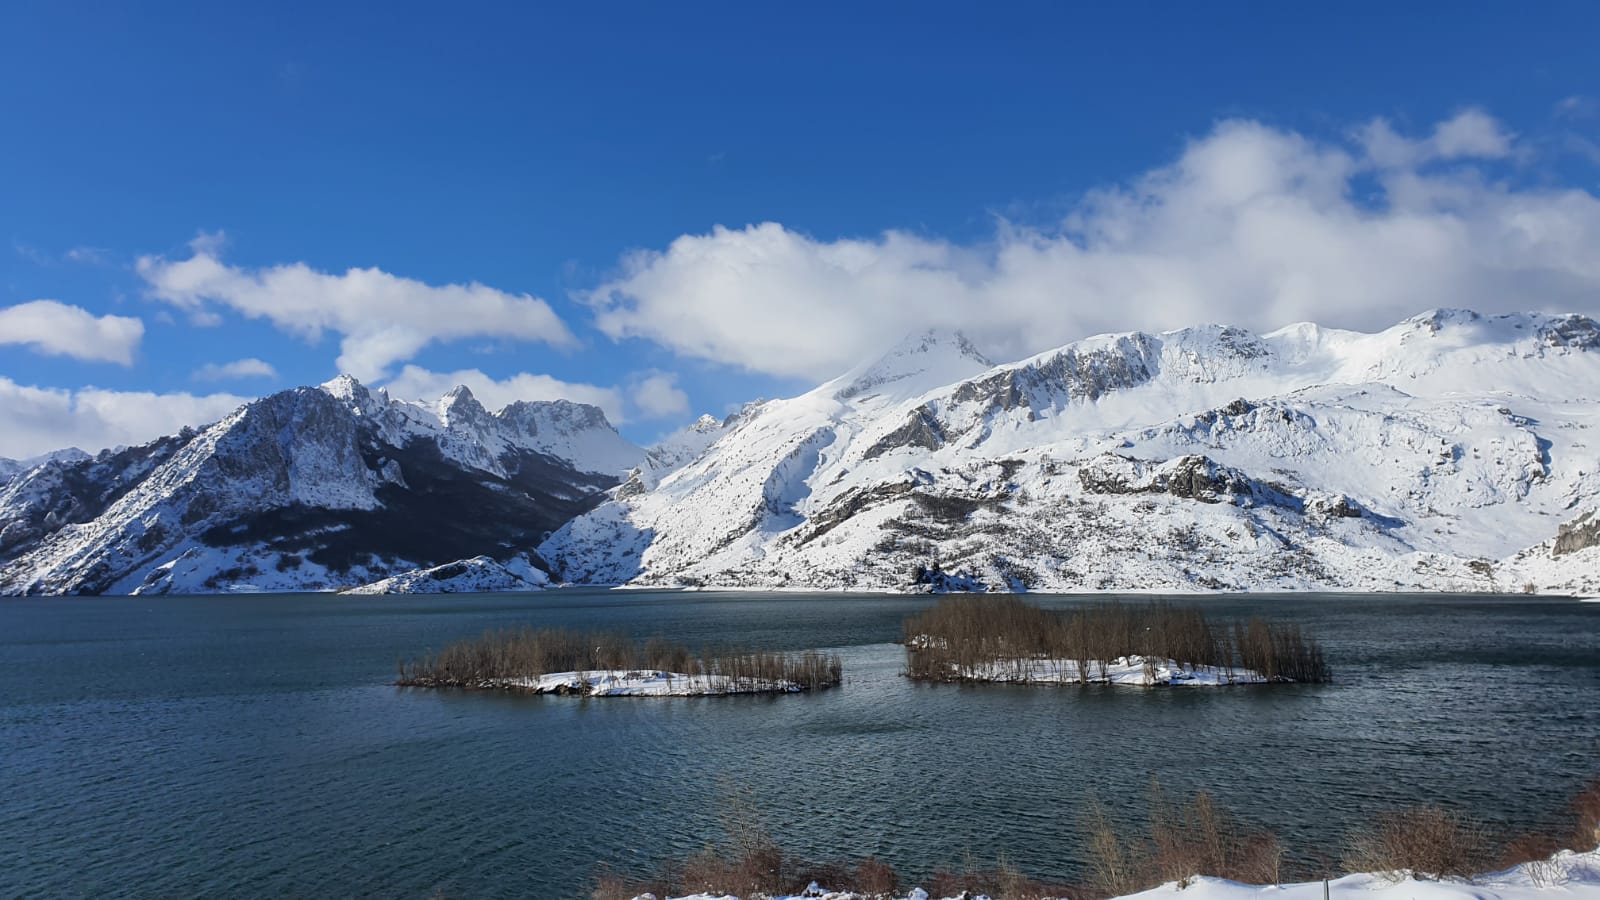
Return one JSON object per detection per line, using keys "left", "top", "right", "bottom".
{"left": 0, "top": 377, "right": 247, "bottom": 459}
{"left": 0, "top": 300, "right": 144, "bottom": 365}
{"left": 192, "top": 358, "right": 278, "bottom": 382}
{"left": 136, "top": 236, "right": 576, "bottom": 381}
{"left": 382, "top": 365, "right": 626, "bottom": 423}
{"left": 1357, "top": 108, "right": 1516, "bottom": 169}
{"left": 629, "top": 371, "right": 690, "bottom": 418}
{"left": 585, "top": 110, "right": 1600, "bottom": 379}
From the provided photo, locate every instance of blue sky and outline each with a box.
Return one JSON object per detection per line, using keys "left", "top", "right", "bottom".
{"left": 3, "top": 2, "right": 1599, "bottom": 457}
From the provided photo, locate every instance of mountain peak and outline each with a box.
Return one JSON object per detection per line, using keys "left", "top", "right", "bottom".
{"left": 437, "top": 385, "right": 489, "bottom": 427}
{"left": 1403, "top": 308, "right": 1484, "bottom": 334}
{"left": 831, "top": 327, "right": 995, "bottom": 403}
{"left": 893, "top": 328, "right": 992, "bottom": 365}
{"left": 319, "top": 374, "right": 380, "bottom": 416}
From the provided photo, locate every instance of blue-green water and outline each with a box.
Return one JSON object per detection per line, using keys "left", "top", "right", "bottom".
{"left": 2, "top": 591, "right": 1597, "bottom": 898}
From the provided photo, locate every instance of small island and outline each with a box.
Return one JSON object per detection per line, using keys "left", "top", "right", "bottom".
{"left": 903, "top": 596, "right": 1330, "bottom": 686}
{"left": 396, "top": 627, "right": 843, "bottom": 696}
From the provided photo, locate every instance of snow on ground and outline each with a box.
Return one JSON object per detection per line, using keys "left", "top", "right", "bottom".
{"left": 478, "top": 670, "right": 810, "bottom": 696}
{"left": 636, "top": 847, "right": 1600, "bottom": 900}
{"left": 946, "top": 655, "right": 1269, "bottom": 686}
{"left": 341, "top": 555, "right": 547, "bottom": 594}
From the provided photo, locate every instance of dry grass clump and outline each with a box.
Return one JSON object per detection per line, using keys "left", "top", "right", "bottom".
{"left": 1574, "top": 777, "right": 1600, "bottom": 850}
{"left": 1343, "top": 805, "right": 1492, "bottom": 881}
{"left": 1083, "top": 782, "right": 1282, "bottom": 897}
{"left": 903, "top": 596, "right": 1330, "bottom": 683}
{"left": 396, "top": 627, "right": 842, "bottom": 692}
{"left": 1496, "top": 776, "right": 1600, "bottom": 886}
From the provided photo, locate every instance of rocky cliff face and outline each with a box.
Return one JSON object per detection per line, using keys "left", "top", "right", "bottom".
{"left": 540, "top": 310, "right": 1600, "bottom": 594}
{"left": 1554, "top": 512, "right": 1600, "bottom": 557}
{"left": 0, "top": 378, "right": 641, "bottom": 595}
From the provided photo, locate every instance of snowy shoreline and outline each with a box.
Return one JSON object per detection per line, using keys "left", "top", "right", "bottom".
{"left": 912, "top": 654, "right": 1272, "bottom": 687}
{"left": 628, "top": 849, "right": 1600, "bottom": 900}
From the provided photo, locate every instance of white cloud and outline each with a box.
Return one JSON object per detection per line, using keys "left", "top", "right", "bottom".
{"left": 0, "top": 300, "right": 144, "bottom": 365}
{"left": 586, "top": 111, "right": 1600, "bottom": 379}
{"left": 382, "top": 365, "right": 626, "bottom": 424}
{"left": 1430, "top": 108, "right": 1515, "bottom": 159}
{"left": 63, "top": 246, "right": 111, "bottom": 266}
{"left": 0, "top": 377, "right": 247, "bottom": 459}
{"left": 629, "top": 371, "right": 690, "bottom": 418}
{"left": 193, "top": 358, "right": 279, "bottom": 382}
{"left": 1357, "top": 108, "right": 1515, "bottom": 169}
{"left": 136, "top": 235, "right": 577, "bottom": 381}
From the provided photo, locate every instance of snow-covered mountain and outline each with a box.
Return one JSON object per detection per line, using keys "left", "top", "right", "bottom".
{"left": 541, "top": 310, "right": 1600, "bottom": 595}
{"left": 0, "top": 377, "right": 642, "bottom": 595}
{"left": 0, "top": 448, "right": 92, "bottom": 486}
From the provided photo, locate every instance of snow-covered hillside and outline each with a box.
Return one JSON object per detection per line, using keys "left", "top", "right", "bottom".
{"left": 542, "top": 310, "right": 1600, "bottom": 595}
{"left": 341, "top": 555, "right": 549, "bottom": 595}
{"left": 0, "top": 377, "right": 641, "bottom": 595}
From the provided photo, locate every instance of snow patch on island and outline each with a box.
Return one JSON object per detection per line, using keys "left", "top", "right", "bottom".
{"left": 489, "top": 670, "right": 817, "bottom": 696}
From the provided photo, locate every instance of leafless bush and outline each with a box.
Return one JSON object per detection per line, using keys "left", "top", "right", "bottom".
{"left": 1344, "top": 806, "right": 1492, "bottom": 881}
{"left": 853, "top": 856, "right": 900, "bottom": 897}
{"left": 1084, "top": 795, "right": 1144, "bottom": 898}
{"left": 1500, "top": 832, "right": 1566, "bottom": 886}
{"left": 588, "top": 774, "right": 1600, "bottom": 898}
{"left": 396, "top": 627, "right": 842, "bottom": 692}
{"left": 1088, "top": 782, "right": 1281, "bottom": 892}
{"left": 1573, "top": 777, "right": 1600, "bottom": 851}
{"left": 589, "top": 866, "right": 663, "bottom": 900}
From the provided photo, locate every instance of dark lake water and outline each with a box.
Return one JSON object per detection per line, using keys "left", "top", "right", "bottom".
{"left": 2, "top": 590, "right": 1597, "bottom": 898}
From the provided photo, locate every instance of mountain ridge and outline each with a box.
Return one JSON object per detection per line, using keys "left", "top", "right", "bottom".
{"left": 0, "top": 378, "right": 641, "bottom": 594}
{"left": 539, "top": 308, "right": 1600, "bottom": 596}
{"left": 3, "top": 309, "right": 1597, "bottom": 596}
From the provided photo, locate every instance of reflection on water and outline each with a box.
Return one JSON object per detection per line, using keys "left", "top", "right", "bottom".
{"left": 0, "top": 590, "right": 1596, "bottom": 898}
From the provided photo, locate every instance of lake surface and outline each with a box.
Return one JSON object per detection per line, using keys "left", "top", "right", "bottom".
{"left": 2, "top": 591, "right": 1597, "bottom": 898}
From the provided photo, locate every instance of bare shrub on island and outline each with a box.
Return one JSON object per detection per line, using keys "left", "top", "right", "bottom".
{"left": 903, "top": 596, "right": 1330, "bottom": 684}
{"left": 396, "top": 627, "right": 842, "bottom": 693}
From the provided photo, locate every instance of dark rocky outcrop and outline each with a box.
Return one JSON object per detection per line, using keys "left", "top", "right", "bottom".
{"left": 1553, "top": 511, "right": 1600, "bottom": 557}
{"left": 863, "top": 405, "right": 947, "bottom": 459}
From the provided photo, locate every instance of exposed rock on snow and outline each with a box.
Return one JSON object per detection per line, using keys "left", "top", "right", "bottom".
{"left": 542, "top": 311, "right": 1600, "bottom": 594}
{"left": 1555, "top": 510, "right": 1600, "bottom": 557}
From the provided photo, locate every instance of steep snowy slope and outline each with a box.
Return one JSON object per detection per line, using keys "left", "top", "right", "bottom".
{"left": 0, "top": 378, "right": 642, "bottom": 595}
{"left": 542, "top": 310, "right": 1600, "bottom": 594}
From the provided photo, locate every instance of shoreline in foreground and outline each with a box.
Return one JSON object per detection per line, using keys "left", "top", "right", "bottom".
{"left": 619, "top": 849, "right": 1600, "bottom": 900}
